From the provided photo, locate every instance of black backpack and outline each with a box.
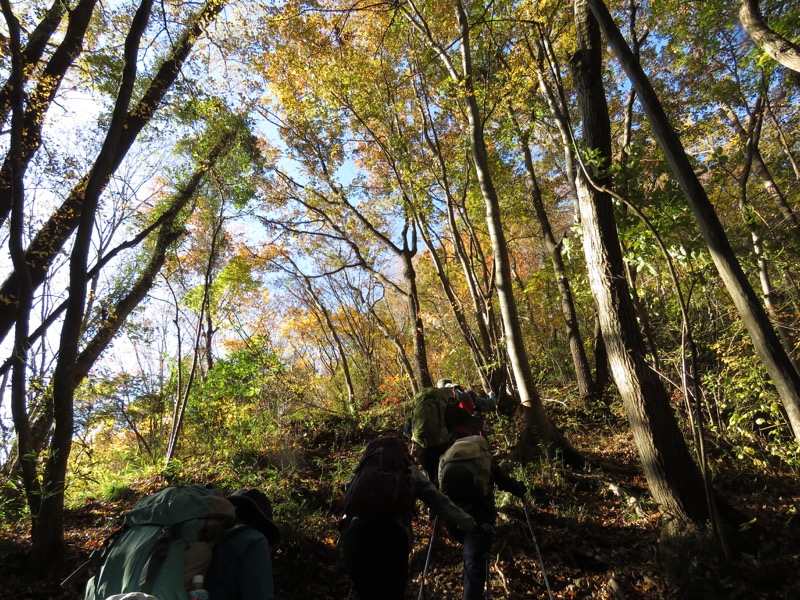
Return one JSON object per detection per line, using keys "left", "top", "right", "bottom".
{"left": 343, "top": 436, "right": 416, "bottom": 521}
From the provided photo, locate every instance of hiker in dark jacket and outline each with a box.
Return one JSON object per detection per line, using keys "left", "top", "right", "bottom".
{"left": 340, "top": 436, "right": 478, "bottom": 600}
{"left": 205, "top": 488, "right": 281, "bottom": 600}
{"left": 439, "top": 380, "right": 489, "bottom": 440}
{"left": 439, "top": 436, "right": 526, "bottom": 600}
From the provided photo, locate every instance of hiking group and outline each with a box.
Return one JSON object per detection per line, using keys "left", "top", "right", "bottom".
{"left": 67, "top": 380, "right": 527, "bottom": 600}
{"left": 341, "top": 380, "right": 527, "bottom": 600}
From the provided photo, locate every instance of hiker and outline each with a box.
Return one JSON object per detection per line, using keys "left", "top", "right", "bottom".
{"left": 408, "top": 385, "right": 456, "bottom": 487}
{"left": 438, "top": 380, "right": 489, "bottom": 439}
{"left": 205, "top": 488, "right": 281, "bottom": 600}
{"left": 74, "top": 485, "right": 279, "bottom": 600}
{"left": 439, "top": 435, "right": 527, "bottom": 600}
{"left": 340, "top": 435, "right": 481, "bottom": 600}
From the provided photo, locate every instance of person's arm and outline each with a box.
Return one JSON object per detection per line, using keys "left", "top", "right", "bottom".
{"left": 409, "top": 465, "right": 477, "bottom": 532}
{"left": 238, "top": 533, "right": 274, "bottom": 600}
{"left": 491, "top": 462, "right": 526, "bottom": 498}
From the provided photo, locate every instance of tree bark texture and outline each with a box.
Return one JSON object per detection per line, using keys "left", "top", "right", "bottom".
{"left": 572, "top": 0, "right": 710, "bottom": 528}
{"left": 739, "top": 0, "right": 800, "bottom": 75}
{"left": 452, "top": 0, "right": 580, "bottom": 463}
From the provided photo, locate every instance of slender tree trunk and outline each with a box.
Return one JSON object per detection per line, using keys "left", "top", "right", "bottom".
{"left": 3, "top": 0, "right": 41, "bottom": 530}
{"left": 294, "top": 267, "right": 356, "bottom": 413}
{"left": 36, "top": 0, "right": 156, "bottom": 576}
{"left": 402, "top": 249, "right": 433, "bottom": 389}
{"left": 166, "top": 194, "right": 226, "bottom": 465}
{"left": 516, "top": 128, "right": 596, "bottom": 402}
{"left": 414, "top": 87, "right": 504, "bottom": 393}
{"left": 587, "top": 0, "right": 800, "bottom": 446}
{"left": 371, "top": 310, "right": 418, "bottom": 393}
{"left": 572, "top": 0, "right": 711, "bottom": 539}
{"left": 449, "top": 199, "right": 506, "bottom": 394}
{"left": 737, "top": 113, "right": 800, "bottom": 374}
{"left": 449, "top": 0, "right": 580, "bottom": 463}
{"left": 615, "top": 26, "right": 662, "bottom": 374}
{"left": 528, "top": 29, "right": 612, "bottom": 392}
{"left": 417, "top": 216, "right": 491, "bottom": 387}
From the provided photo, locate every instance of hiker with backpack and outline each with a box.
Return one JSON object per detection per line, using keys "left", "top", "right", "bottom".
{"left": 340, "top": 435, "right": 482, "bottom": 600}
{"left": 70, "top": 484, "right": 280, "bottom": 600}
{"left": 409, "top": 385, "right": 456, "bottom": 487}
{"left": 438, "top": 381, "right": 492, "bottom": 439}
{"left": 206, "top": 488, "right": 281, "bottom": 600}
{"left": 438, "top": 435, "right": 527, "bottom": 600}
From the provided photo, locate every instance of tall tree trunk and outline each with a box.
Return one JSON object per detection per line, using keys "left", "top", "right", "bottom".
{"left": 167, "top": 193, "right": 226, "bottom": 465}
{"left": 449, "top": 0, "right": 579, "bottom": 463}
{"left": 528, "top": 29, "right": 611, "bottom": 393}
{"left": 615, "top": 11, "right": 662, "bottom": 374}
{"left": 417, "top": 215, "right": 491, "bottom": 388}
{"left": 587, "top": 0, "right": 800, "bottom": 446}
{"left": 36, "top": 0, "right": 156, "bottom": 576}
{"left": 402, "top": 248, "right": 433, "bottom": 389}
{"left": 3, "top": 0, "right": 41, "bottom": 531}
{"left": 414, "top": 86, "right": 505, "bottom": 393}
{"left": 448, "top": 199, "right": 506, "bottom": 395}
{"left": 572, "top": 0, "right": 711, "bottom": 540}
{"left": 737, "top": 111, "right": 800, "bottom": 374}
{"left": 291, "top": 263, "right": 357, "bottom": 413}
{"left": 516, "top": 126, "right": 596, "bottom": 403}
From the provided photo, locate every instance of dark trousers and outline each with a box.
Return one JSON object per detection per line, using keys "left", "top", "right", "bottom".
{"left": 415, "top": 443, "right": 449, "bottom": 488}
{"left": 462, "top": 528, "right": 490, "bottom": 600}
{"left": 341, "top": 518, "right": 410, "bottom": 600}
{"left": 447, "top": 501, "right": 495, "bottom": 600}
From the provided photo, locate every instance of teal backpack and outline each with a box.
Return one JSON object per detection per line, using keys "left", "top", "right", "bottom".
{"left": 69, "top": 485, "right": 238, "bottom": 600}
{"left": 410, "top": 386, "right": 452, "bottom": 448}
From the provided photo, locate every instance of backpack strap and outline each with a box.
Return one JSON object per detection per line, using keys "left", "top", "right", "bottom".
{"left": 61, "top": 527, "right": 125, "bottom": 590}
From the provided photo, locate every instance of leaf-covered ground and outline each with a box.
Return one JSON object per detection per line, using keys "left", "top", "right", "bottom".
{"left": 2, "top": 406, "right": 800, "bottom": 599}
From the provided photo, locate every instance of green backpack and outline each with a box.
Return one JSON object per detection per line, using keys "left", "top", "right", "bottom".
{"left": 410, "top": 387, "right": 452, "bottom": 448}
{"left": 78, "top": 485, "right": 238, "bottom": 600}
{"left": 439, "top": 435, "right": 493, "bottom": 500}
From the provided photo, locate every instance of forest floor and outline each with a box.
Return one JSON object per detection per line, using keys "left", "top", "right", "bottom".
{"left": 2, "top": 401, "right": 800, "bottom": 599}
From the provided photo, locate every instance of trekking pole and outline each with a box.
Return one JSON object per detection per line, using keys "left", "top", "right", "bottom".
{"left": 417, "top": 516, "right": 438, "bottom": 600}
{"left": 522, "top": 502, "right": 554, "bottom": 600}
{"left": 484, "top": 551, "right": 491, "bottom": 600}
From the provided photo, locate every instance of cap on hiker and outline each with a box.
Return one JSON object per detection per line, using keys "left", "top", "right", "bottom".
{"left": 227, "top": 488, "right": 281, "bottom": 545}
{"left": 437, "top": 378, "right": 454, "bottom": 388}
